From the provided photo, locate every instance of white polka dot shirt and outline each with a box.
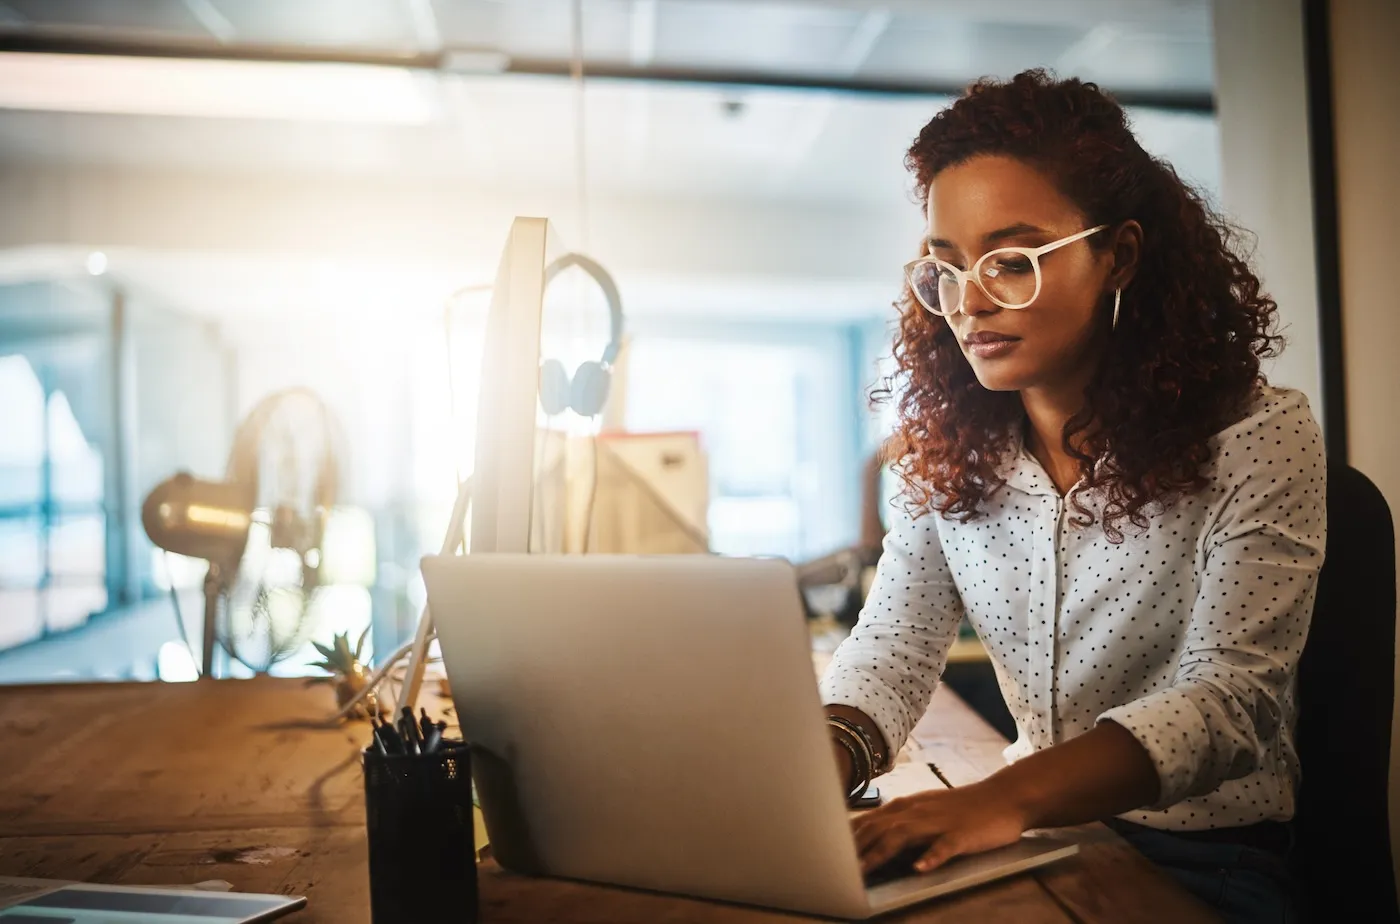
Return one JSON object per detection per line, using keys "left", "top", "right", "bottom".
{"left": 820, "top": 384, "right": 1326, "bottom": 831}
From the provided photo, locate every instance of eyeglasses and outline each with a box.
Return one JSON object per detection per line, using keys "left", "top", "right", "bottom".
{"left": 904, "top": 225, "right": 1108, "bottom": 317}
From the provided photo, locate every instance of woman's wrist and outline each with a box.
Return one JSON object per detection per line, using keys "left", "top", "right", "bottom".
{"left": 975, "top": 723, "right": 1160, "bottom": 832}
{"left": 831, "top": 739, "right": 857, "bottom": 791}
{"left": 976, "top": 770, "right": 1041, "bottom": 833}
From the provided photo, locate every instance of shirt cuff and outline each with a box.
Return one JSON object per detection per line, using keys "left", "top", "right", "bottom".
{"left": 1097, "top": 687, "right": 1211, "bottom": 811}
{"left": 819, "top": 670, "right": 916, "bottom": 769}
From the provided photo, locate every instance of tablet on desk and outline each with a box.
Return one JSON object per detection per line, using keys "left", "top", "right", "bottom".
{"left": 0, "top": 878, "right": 305, "bottom": 923}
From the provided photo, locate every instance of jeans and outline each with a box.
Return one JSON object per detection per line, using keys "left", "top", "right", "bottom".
{"left": 1106, "top": 820, "right": 1301, "bottom": 924}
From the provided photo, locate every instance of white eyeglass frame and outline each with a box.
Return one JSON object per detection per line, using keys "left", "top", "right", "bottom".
{"left": 905, "top": 224, "right": 1109, "bottom": 317}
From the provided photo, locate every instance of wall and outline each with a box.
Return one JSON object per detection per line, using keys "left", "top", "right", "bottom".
{"left": 1211, "top": 0, "right": 1324, "bottom": 415}
{"left": 0, "top": 163, "right": 923, "bottom": 317}
{"left": 1327, "top": 0, "right": 1400, "bottom": 889}
{"left": 1211, "top": 0, "right": 1400, "bottom": 889}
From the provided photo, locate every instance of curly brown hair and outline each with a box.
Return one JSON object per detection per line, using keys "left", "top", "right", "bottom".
{"left": 885, "top": 69, "right": 1283, "bottom": 542}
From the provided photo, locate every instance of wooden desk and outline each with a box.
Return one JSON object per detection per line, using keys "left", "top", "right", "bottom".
{"left": 0, "top": 678, "right": 1215, "bottom": 922}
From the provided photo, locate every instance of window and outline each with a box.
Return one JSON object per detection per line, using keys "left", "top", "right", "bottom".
{"left": 0, "top": 355, "right": 107, "bottom": 651}
{"left": 624, "top": 326, "right": 858, "bottom": 561}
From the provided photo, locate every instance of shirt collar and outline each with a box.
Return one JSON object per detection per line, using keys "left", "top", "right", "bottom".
{"left": 998, "top": 425, "right": 1067, "bottom": 498}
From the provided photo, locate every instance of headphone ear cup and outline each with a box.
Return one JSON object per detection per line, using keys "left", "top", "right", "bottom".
{"left": 570, "top": 361, "right": 612, "bottom": 417}
{"left": 538, "top": 359, "right": 572, "bottom": 416}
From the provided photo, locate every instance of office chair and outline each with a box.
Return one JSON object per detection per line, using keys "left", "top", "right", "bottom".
{"left": 1294, "top": 461, "right": 1397, "bottom": 920}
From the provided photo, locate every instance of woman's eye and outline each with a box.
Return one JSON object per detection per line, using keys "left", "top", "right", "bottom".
{"left": 934, "top": 265, "right": 962, "bottom": 282}
{"left": 986, "top": 254, "right": 1033, "bottom": 275}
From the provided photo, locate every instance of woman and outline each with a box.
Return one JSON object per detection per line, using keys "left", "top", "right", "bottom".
{"left": 821, "top": 70, "right": 1323, "bottom": 923}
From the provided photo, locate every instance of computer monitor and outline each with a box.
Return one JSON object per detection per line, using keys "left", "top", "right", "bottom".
{"left": 470, "top": 215, "right": 552, "bottom": 556}
{"left": 400, "top": 216, "right": 559, "bottom": 707}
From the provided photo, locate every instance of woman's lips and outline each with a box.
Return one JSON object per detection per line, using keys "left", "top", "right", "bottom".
{"left": 963, "top": 333, "right": 1021, "bottom": 359}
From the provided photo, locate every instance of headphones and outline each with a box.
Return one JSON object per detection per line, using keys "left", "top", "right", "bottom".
{"left": 538, "top": 252, "right": 625, "bottom": 418}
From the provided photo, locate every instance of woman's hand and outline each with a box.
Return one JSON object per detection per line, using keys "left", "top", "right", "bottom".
{"left": 851, "top": 779, "right": 1029, "bottom": 874}
{"left": 852, "top": 722, "right": 1160, "bottom": 875}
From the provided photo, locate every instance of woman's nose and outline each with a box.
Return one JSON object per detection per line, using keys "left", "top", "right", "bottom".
{"left": 960, "top": 280, "right": 1000, "bottom": 317}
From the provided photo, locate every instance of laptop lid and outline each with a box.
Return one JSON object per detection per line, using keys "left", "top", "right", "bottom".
{"left": 423, "top": 554, "right": 872, "bottom": 919}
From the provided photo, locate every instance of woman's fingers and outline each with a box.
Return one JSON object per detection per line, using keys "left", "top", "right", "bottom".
{"left": 853, "top": 812, "right": 901, "bottom": 858}
{"left": 858, "top": 822, "right": 920, "bottom": 873}
{"left": 913, "top": 833, "right": 962, "bottom": 872}
{"left": 852, "top": 816, "right": 887, "bottom": 853}
{"left": 850, "top": 782, "right": 1027, "bottom": 876}
{"left": 851, "top": 801, "right": 905, "bottom": 851}
{"left": 851, "top": 790, "right": 972, "bottom": 872}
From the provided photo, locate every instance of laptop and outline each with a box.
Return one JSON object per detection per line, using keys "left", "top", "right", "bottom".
{"left": 0, "top": 877, "right": 305, "bottom": 922}
{"left": 422, "top": 554, "right": 1076, "bottom": 920}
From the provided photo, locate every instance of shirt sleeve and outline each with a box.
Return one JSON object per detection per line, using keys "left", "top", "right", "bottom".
{"left": 819, "top": 505, "right": 966, "bottom": 759}
{"left": 1097, "top": 393, "right": 1326, "bottom": 810}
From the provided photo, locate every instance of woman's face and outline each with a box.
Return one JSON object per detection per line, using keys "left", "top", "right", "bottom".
{"left": 925, "top": 154, "right": 1122, "bottom": 394}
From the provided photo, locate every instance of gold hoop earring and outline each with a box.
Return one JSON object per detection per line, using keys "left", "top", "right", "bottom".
{"left": 1112, "top": 287, "right": 1121, "bottom": 331}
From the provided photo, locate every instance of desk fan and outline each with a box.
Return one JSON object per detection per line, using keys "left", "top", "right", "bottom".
{"left": 143, "top": 388, "right": 342, "bottom": 676}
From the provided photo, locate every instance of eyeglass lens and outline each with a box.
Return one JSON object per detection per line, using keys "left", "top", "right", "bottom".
{"left": 910, "top": 251, "right": 1038, "bottom": 315}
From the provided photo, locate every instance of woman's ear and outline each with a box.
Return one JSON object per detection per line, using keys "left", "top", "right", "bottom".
{"left": 1109, "top": 220, "right": 1143, "bottom": 291}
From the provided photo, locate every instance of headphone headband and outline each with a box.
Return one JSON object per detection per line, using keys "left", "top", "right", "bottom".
{"left": 542, "top": 252, "right": 625, "bottom": 366}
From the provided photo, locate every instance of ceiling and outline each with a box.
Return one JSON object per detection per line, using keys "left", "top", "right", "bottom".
{"left": 0, "top": 0, "right": 1214, "bottom": 100}
{"left": 0, "top": 1, "right": 1219, "bottom": 324}
{"left": 0, "top": 85, "right": 1221, "bottom": 205}
{"left": 0, "top": 0, "right": 1218, "bottom": 202}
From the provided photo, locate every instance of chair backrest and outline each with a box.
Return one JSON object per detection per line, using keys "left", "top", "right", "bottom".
{"left": 1295, "top": 461, "right": 1397, "bottom": 919}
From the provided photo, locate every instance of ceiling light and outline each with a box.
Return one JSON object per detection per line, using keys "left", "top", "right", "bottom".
{"left": 85, "top": 251, "right": 108, "bottom": 276}
{"left": 0, "top": 52, "right": 436, "bottom": 124}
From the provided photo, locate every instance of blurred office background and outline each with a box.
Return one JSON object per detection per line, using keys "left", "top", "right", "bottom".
{"left": 5, "top": 0, "right": 1399, "bottom": 894}
{"left": 0, "top": 0, "right": 1351, "bottom": 686}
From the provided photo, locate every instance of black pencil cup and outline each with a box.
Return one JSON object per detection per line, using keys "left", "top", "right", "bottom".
{"left": 363, "top": 741, "right": 479, "bottom": 924}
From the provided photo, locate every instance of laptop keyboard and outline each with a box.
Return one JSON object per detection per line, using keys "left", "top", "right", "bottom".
{"left": 862, "top": 846, "right": 929, "bottom": 888}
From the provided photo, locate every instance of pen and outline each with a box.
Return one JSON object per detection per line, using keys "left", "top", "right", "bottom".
{"left": 422, "top": 722, "right": 443, "bottom": 755}
{"left": 369, "top": 717, "right": 386, "bottom": 755}
{"left": 376, "top": 716, "right": 405, "bottom": 755}
{"left": 419, "top": 708, "right": 434, "bottom": 742}
{"left": 398, "top": 707, "right": 421, "bottom": 756}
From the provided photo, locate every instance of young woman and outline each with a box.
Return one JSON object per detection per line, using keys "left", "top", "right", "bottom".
{"left": 821, "top": 70, "right": 1323, "bottom": 923}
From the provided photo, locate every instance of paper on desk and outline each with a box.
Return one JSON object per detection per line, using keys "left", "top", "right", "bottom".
{"left": 873, "top": 759, "right": 947, "bottom": 802}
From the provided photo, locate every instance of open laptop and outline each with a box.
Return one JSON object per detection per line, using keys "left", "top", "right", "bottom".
{"left": 422, "top": 554, "right": 1075, "bottom": 920}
